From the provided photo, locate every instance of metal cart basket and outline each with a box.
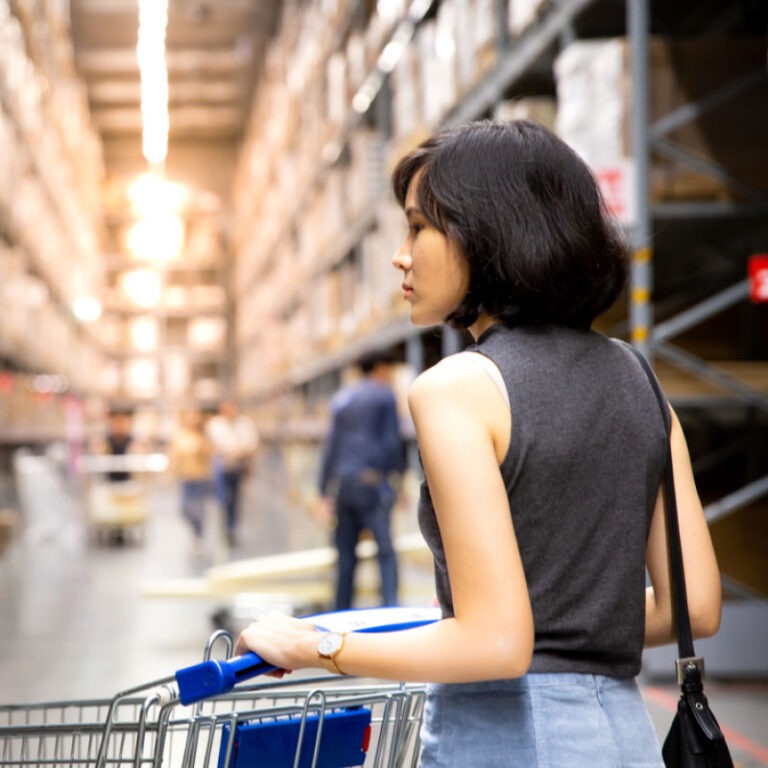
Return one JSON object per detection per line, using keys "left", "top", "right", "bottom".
{"left": 0, "top": 623, "right": 431, "bottom": 768}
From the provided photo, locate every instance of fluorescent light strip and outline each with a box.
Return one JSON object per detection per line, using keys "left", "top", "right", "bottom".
{"left": 137, "top": 0, "right": 169, "bottom": 164}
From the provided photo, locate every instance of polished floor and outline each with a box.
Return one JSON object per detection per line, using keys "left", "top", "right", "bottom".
{"left": 1, "top": 459, "right": 767, "bottom": 766}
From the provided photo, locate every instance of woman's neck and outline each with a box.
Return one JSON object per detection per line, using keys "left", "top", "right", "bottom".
{"left": 468, "top": 313, "right": 498, "bottom": 341}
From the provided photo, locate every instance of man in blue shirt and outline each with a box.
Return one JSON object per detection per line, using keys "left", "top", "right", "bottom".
{"left": 318, "top": 350, "right": 405, "bottom": 610}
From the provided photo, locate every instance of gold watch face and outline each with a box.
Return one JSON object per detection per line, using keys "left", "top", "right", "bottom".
{"left": 318, "top": 632, "right": 343, "bottom": 658}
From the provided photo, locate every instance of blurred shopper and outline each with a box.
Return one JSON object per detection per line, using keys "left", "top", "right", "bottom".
{"left": 205, "top": 400, "right": 257, "bottom": 547}
{"left": 168, "top": 408, "right": 212, "bottom": 552}
{"left": 235, "top": 120, "right": 723, "bottom": 767}
{"left": 317, "top": 350, "right": 405, "bottom": 610}
{"left": 88, "top": 407, "right": 146, "bottom": 545}
{"left": 98, "top": 408, "right": 135, "bottom": 483}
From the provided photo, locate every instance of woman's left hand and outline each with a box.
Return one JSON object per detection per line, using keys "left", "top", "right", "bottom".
{"left": 234, "top": 611, "right": 319, "bottom": 676}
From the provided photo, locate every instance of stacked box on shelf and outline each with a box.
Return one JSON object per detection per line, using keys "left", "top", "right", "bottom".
{"left": 555, "top": 37, "right": 768, "bottom": 206}
{"left": 124, "top": 357, "right": 158, "bottom": 400}
{"left": 434, "top": 1, "right": 459, "bottom": 111}
{"left": 473, "top": 0, "right": 498, "bottom": 76}
{"left": 347, "top": 129, "right": 385, "bottom": 221}
{"left": 364, "top": 199, "right": 411, "bottom": 321}
{"left": 283, "top": 305, "right": 313, "bottom": 371}
{"left": 164, "top": 353, "right": 190, "bottom": 399}
{"left": 187, "top": 316, "right": 226, "bottom": 353}
{"left": 326, "top": 50, "right": 348, "bottom": 130}
{"left": 415, "top": 20, "right": 451, "bottom": 129}
{"left": 0, "top": 250, "right": 38, "bottom": 359}
{"left": 4, "top": 3, "right": 102, "bottom": 287}
{"left": 391, "top": 43, "right": 422, "bottom": 141}
{"left": 337, "top": 257, "right": 359, "bottom": 341}
{"left": 493, "top": 96, "right": 557, "bottom": 130}
{"left": 364, "top": 7, "right": 399, "bottom": 72}
{"left": 345, "top": 30, "right": 367, "bottom": 102}
{"left": 90, "top": 314, "right": 121, "bottom": 352}
{"left": 235, "top": 0, "right": 455, "bottom": 395}
{"left": 318, "top": 268, "right": 344, "bottom": 351}
{"left": 1, "top": 6, "right": 104, "bottom": 386}
{"left": 453, "top": 0, "right": 475, "bottom": 94}
{"left": 390, "top": 0, "right": 504, "bottom": 145}
{"left": 190, "top": 285, "right": 226, "bottom": 313}
{"left": 507, "top": 0, "right": 549, "bottom": 37}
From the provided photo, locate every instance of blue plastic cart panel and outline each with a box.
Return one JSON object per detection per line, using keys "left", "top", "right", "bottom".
{"left": 217, "top": 706, "right": 372, "bottom": 768}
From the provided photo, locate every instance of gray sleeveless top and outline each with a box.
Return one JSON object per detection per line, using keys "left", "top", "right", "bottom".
{"left": 417, "top": 324, "right": 668, "bottom": 678}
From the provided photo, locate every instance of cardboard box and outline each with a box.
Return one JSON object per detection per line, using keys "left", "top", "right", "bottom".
{"left": 555, "top": 37, "right": 768, "bottom": 203}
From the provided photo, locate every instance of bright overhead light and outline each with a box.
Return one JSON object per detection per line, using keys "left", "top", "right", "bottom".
{"left": 72, "top": 296, "right": 102, "bottom": 322}
{"left": 137, "top": 0, "right": 169, "bottom": 165}
{"left": 120, "top": 269, "right": 162, "bottom": 308}
{"left": 127, "top": 172, "right": 188, "bottom": 217}
{"left": 126, "top": 216, "right": 185, "bottom": 262}
{"left": 129, "top": 316, "right": 159, "bottom": 351}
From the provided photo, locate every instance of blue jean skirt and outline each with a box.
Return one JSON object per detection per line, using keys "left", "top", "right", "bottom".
{"left": 418, "top": 673, "right": 664, "bottom": 768}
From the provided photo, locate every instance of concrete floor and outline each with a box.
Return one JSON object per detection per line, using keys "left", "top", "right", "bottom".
{"left": 0, "top": 463, "right": 766, "bottom": 766}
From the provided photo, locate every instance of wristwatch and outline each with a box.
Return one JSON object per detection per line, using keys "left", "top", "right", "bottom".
{"left": 317, "top": 631, "right": 347, "bottom": 675}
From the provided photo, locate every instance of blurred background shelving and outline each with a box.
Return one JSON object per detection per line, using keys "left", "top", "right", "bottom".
{"left": 0, "top": 0, "right": 767, "bottom": 675}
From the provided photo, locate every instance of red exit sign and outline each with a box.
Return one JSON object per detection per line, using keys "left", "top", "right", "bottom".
{"left": 749, "top": 254, "right": 768, "bottom": 303}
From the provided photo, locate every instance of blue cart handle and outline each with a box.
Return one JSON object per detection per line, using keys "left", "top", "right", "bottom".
{"left": 176, "top": 652, "right": 277, "bottom": 705}
{"left": 175, "top": 606, "right": 440, "bottom": 705}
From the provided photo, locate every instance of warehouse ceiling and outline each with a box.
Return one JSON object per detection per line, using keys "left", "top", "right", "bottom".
{"left": 69, "top": 0, "right": 283, "bottom": 213}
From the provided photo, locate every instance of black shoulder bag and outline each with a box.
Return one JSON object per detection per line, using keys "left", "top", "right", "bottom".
{"left": 630, "top": 346, "right": 734, "bottom": 768}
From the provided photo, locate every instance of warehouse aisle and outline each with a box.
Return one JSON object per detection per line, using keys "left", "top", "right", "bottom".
{"left": 0, "top": 468, "right": 766, "bottom": 766}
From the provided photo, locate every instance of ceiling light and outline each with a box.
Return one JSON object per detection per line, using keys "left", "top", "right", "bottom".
{"left": 120, "top": 269, "right": 162, "bottom": 308}
{"left": 126, "top": 216, "right": 185, "bottom": 262}
{"left": 137, "top": 0, "right": 169, "bottom": 165}
{"left": 127, "top": 172, "right": 188, "bottom": 217}
{"left": 72, "top": 296, "right": 102, "bottom": 322}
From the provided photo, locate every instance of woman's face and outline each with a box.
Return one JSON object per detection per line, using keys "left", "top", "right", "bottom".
{"left": 392, "top": 171, "right": 470, "bottom": 328}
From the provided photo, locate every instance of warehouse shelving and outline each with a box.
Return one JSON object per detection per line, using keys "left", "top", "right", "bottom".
{"left": 230, "top": 0, "right": 768, "bottom": 612}
{"left": 0, "top": 0, "right": 106, "bottom": 449}
{"left": 0, "top": 0, "right": 765, "bottom": 608}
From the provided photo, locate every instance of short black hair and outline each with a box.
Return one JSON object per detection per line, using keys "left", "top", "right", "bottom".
{"left": 358, "top": 349, "right": 396, "bottom": 374}
{"left": 392, "top": 119, "right": 629, "bottom": 329}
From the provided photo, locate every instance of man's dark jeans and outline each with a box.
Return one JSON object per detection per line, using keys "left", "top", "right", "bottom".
{"left": 333, "top": 475, "right": 398, "bottom": 610}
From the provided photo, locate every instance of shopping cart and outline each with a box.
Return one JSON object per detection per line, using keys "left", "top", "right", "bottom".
{"left": 0, "top": 607, "right": 439, "bottom": 768}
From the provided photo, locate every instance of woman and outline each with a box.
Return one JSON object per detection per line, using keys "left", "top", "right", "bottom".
{"left": 168, "top": 408, "right": 212, "bottom": 552}
{"left": 235, "top": 120, "right": 722, "bottom": 766}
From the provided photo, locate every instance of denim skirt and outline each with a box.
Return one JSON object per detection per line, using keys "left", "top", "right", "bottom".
{"left": 417, "top": 673, "right": 664, "bottom": 768}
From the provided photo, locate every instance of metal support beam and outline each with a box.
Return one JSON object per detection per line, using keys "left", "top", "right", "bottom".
{"left": 703, "top": 475, "right": 768, "bottom": 525}
{"left": 721, "top": 575, "right": 768, "bottom": 602}
{"left": 652, "top": 138, "right": 768, "bottom": 203}
{"left": 444, "top": 0, "right": 601, "bottom": 126}
{"left": 652, "top": 280, "right": 749, "bottom": 343}
{"left": 650, "top": 68, "right": 768, "bottom": 140}
{"left": 652, "top": 201, "right": 768, "bottom": 220}
{"left": 654, "top": 342, "right": 768, "bottom": 412}
{"left": 628, "top": 0, "right": 652, "bottom": 355}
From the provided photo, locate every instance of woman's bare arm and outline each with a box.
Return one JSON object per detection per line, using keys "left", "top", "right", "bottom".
{"left": 645, "top": 406, "right": 722, "bottom": 647}
{"left": 235, "top": 355, "right": 534, "bottom": 682}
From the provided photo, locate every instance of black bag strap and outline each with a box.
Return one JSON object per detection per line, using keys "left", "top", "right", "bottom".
{"left": 623, "top": 344, "right": 733, "bottom": 765}
{"left": 624, "top": 344, "right": 695, "bottom": 661}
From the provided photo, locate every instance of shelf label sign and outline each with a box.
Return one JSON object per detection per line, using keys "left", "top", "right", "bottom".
{"left": 749, "top": 254, "right": 768, "bottom": 303}
{"left": 595, "top": 160, "right": 636, "bottom": 227}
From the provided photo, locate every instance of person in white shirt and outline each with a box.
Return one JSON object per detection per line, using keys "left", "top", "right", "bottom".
{"left": 205, "top": 400, "right": 258, "bottom": 547}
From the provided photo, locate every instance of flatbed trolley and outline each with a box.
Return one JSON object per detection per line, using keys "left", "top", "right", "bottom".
{"left": 77, "top": 453, "right": 168, "bottom": 545}
{"left": 0, "top": 607, "right": 439, "bottom": 768}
